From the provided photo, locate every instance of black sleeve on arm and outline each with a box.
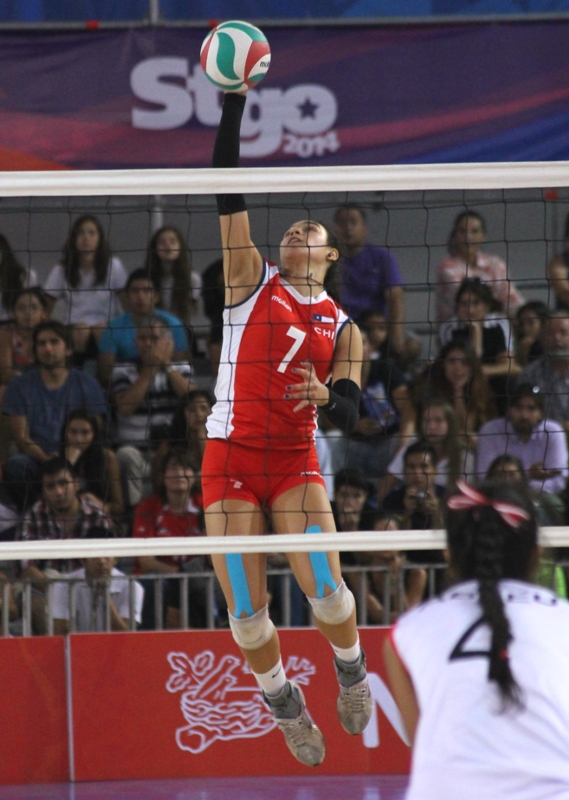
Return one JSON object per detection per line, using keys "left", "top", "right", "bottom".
{"left": 213, "top": 93, "right": 247, "bottom": 216}
{"left": 321, "top": 378, "right": 361, "bottom": 434}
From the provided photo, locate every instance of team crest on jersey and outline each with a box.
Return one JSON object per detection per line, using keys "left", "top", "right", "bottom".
{"left": 166, "top": 650, "right": 316, "bottom": 753}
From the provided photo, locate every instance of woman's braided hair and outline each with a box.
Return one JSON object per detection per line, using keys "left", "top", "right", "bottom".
{"left": 446, "top": 481, "right": 538, "bottom": 710}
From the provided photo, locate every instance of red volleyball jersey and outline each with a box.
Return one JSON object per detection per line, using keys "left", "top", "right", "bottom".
{"left": 207, "top": 261, "right": 350, "bottom": 449}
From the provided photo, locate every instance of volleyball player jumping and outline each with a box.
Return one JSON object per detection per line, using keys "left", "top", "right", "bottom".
{"left": 201, "top": 91, "right": 371, "bottom": 767}
{"left": 385, "top": 480, "right": 569, "bottom": 799}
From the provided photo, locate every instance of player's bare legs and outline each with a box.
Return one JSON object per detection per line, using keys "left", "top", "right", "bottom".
{"left": 272, "top": 482, "right": 372, "bottom": 737}
{"left": 206, "top": 496, "right": 325, "bottom": 766}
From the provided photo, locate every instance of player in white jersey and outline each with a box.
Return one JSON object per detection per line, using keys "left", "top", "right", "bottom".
{"left": 384, "top": 480, "right": 569, "bottom": 800}
{"left": 202, "top": 89, "right": 372, "bottom": 768}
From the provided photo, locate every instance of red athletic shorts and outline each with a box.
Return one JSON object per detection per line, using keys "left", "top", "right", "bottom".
{"left": 202, "top": 438, "right": 326, "bottom": 508}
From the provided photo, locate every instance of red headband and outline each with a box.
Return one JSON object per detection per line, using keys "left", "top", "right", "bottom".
{"left": 447, "top": 481, "right": 531, "bottom": 529}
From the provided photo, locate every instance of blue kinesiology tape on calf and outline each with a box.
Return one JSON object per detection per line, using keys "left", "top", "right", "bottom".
{"left": 225, "top": 553, "right": 255, "bottom": 617}
{"left": 306, "top": 524, "right": 338, "bottom": 599}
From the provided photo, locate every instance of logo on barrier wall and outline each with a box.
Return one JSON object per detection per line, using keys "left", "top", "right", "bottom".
{"left": 130, "top": 58, "right": 340, "bottom": 159}
{"left": 166, "top": 649, "right": 316, "bottom": 753}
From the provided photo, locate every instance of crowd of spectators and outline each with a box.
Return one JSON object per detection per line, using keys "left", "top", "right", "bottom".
{"left": 0, "top": 204, "right": 568, "bottom": 635}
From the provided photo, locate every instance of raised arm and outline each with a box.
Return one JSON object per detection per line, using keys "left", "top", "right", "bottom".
{"left": 214, "top": 92, "right": 263, "bottom": 306}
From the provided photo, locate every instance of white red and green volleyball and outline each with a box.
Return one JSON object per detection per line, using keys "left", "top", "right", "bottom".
{"left": 200, "top": 20, "right": 271, "bottom": 92}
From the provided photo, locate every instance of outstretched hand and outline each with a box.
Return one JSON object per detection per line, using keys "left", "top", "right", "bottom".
{"left": 284, "top": 361, "right": 329, "bottom": 412}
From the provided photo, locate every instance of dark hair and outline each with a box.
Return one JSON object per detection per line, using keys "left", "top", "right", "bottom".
{"left": 167, "top": 390, "right": 215, "bottom": 448}
{"left": 373, "top": 511, "right": 401, "bottom": 529}
{"left": 84, "top": 525, "right": 115, "bottom": 540}
{"left": 0, "top": 234, "right": 28, "bottom": 312}
{"left": 420, "top": 399, "right": 462, "bottom": 486}
{"left": 455, "top": 277, "right": 496, "bottom": 311}
{"left": 356, "top": 310, "right": 390, "bottom": 359}
{"left": 333, "top": 467, "right": 372, "bottom": 496}
{"left": 403, "top": 440, "right": 436, "bottom": 467}
{"left": 333, "top": 203, "right": 367, "bottom": 224}
{"left": 11, "top": 286, "right": 48, "bottom": 313}
{"left": 156, "top": 447, "right": 198, "bottom": 503}
{"left": 515, "top": 300, "right": 548, "bottom": 327}
{"left": 42, "top": 456, "right": 76, "bottom": 480}
{"left": 446, "top": 481, "right": 538, "bottom": 710}
{"left": 509, "top": 382, "right": 544, "bottom": 412}
{"left": 61, "top": 215, "right": 111, "bottom": 289}
{"left": 486, "top": 454, "right": 528, "bottom": 486}
{"left": 414, "top": 340, "right": 493, "bottom": 428}
{"left": 32, "top": 320, "right": 72, "bottom": 353}
{"left": 60, "top": 409, "right": 108, "bottom": 503}
{"left": 448, "top": 210, "right": 486, "bottom": 256}
{"left": 125, "top": 268, "right": 160, "bottom": 292}
{"left": 145, "top": 226, "right": 191, "bottom": 322}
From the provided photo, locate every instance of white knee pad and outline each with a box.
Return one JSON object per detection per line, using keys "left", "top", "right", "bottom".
{"left": 308, "top": 580, "right": 355, "bottom": 625}
{"left": 228, "top": 604, "right": 275, "bottom": 650}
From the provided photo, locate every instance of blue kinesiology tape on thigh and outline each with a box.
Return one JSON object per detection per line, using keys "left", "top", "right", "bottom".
{"left": 306, "top": 525, "right": 338, "bottom": 599}
{"left": 225, "top": 553, "right": 255, "bottom": 617}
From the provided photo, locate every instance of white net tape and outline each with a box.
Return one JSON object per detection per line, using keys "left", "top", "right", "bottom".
{"left": 1, "top": 161, "right": 569, "bottom": 196}
{"left": 0, "top": 527, "right": 566, "bottom": 561}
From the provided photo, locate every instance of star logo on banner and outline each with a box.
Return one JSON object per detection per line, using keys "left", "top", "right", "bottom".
{"left": 298, "top": 97, "right": 318, "bottom": 118}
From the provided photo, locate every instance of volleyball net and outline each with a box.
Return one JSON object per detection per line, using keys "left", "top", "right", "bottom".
{"left": 1, "top": 161, "right": 569, "bottom": 635}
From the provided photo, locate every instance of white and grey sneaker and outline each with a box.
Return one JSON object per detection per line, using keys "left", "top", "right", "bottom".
{"left": 335, "top": 651, "right": 373, "bottom": 735}
{"left": 264, "top": 681, "right": 325, "bottom": 767}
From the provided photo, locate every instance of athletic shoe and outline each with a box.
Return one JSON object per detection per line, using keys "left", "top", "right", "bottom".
{"left": 264, "top": 681, "right": 326, "bottom": 767}
{"left": 335, "top": 651, "right": 373, "bottom": 735}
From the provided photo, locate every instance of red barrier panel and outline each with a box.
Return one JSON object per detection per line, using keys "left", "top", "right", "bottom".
{"left": 70, "top": 628, "right": 410, "bottom": 782}
{"left": 0, "top": 637, "right": 68, "bottom": 784}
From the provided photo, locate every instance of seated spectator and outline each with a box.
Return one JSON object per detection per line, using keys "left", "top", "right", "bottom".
{"left": 514, "top": 300, "right": 548, "bottom": 366}
{"left": 60, "top": 409, "right": 124, "bottom": 520}
{"left": 382, "top": 442, "right": 445, "bottom": 531}
{"left": 518, "top": 310, "right": 569, "bottom": 432}
{"left": 333, "top": 203, "right": 406, "bottom": 358}
{"left": 486, "top": 455, "right": 566, "bottom": 596}
{"left": 0, "top": 288, "right": 48, "bottom": 397}
{"left": 43, "top": 215, "right": 127, "bottom": 358}
{"left": 0, "top": 233, "right": 39, "bottom": 323}
{"left": 412, "top": 341, "right": 495, "bottom": 451}
{"left": 2, "top": 321, "right": 107, "bottom": 510}
{"left": 381, "top": 442, "right": 445, "bottom": 577}
{"left": 51, "top": 527, "right": 143, "bottom": 634}
{"left": 436, "top": 209, "right": 524, "bottom": 324}
{"left": 0, "top": 571, "right": 18, "bottom": 634}
{"left": 356, "top": 513, "right": 427, "bottom": 624}
{"left": 200, "top": 257, "right": 224, "bottom": 376}
{"left": 112, "top": 317, "right": 195, "bottom": 507}
{"left": 381, "top": 399, "right": 476, "bottom": 500}
{"left": 152, "top": 389, "right": 213, "bottom": 487}
{"left": 485, "top": 454, "right": 565, "bottom": 527}
{"left": 476, "top": 383, "right": 568, "bottom": 501}
{"left": 97, "top": 269, "right": 189, "bottom": 386}
{"left": 144, "top": 225, "right": 202, "bottom": 324}
{"left": 439, "top": 277, "right": 519, "bottom": 413}
{"left": 133, "top": 448, "right": 208, "bottom": 629}
{"left": 547, "top": 210, "right": 569, "bottom": 312}
{"left": 331, "top": 326, "right": 415, "bottom": 481}
{"left": 16, "top": 458, "right": 114, "bottom": 634}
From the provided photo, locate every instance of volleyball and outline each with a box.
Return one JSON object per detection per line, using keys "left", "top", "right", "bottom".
{"left": 200, "top": 20, "right": 271, "bottom": 92}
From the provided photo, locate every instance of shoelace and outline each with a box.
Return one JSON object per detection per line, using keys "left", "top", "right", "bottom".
{"left": 340, "top": 682, "right": 369, "bottom": 711}
{"left": 277, "top": 713, "right": 312, "bottom": 745}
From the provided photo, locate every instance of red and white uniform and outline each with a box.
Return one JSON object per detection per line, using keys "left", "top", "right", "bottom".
{"left": 133, "top": 495, "right": 203, "bottom": 569}
{"left": 207, "top": 261, "right": 349, "bottom": 450}
{"left": 392, "top": 580, "right": 569, "bottom": 800}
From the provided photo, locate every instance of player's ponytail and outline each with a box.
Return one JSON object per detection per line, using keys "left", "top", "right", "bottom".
{"left": 446, "top": 481, "right": 538, "bottom": 711}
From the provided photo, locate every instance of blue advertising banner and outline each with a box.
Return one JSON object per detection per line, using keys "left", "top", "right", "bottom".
{"left": 1, "top": 23, "right": 569, "bottom": 169}
{"left": 3, "top": 1, "right": 569, "bottom": 21}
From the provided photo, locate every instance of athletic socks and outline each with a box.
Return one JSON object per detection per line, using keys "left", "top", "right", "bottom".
{"left": 253, "top": 656, "right": 287, "bottom": 697}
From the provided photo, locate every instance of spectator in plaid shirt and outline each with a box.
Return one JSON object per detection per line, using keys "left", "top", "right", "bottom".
{"left": 16, "top": 457, "right": 113, "bottom": 633}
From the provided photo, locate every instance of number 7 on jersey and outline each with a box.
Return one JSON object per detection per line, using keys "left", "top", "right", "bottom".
{"left": 277, "top": 325, "right": 306, "bottom": 373}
